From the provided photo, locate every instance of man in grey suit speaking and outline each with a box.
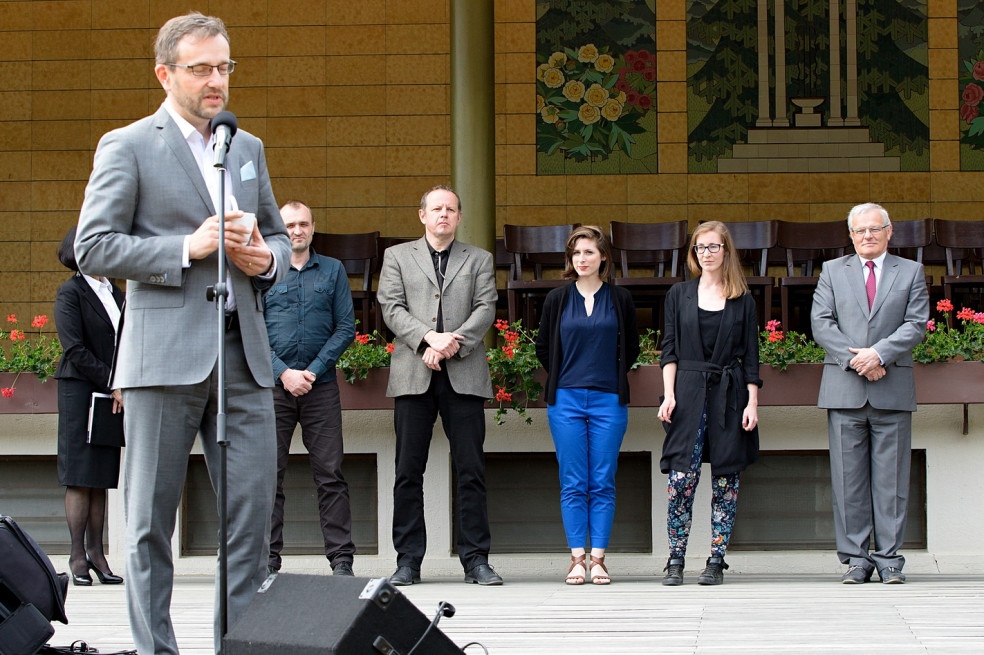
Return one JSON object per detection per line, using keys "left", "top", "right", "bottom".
{"left": 75, "top": 13, "right": 289, "bottom": 654}
{"left": 376, "top": 186, "right": 502, "bottom": 586}
{"left": 811, "top": 203, "right": 928, "bottom": 585}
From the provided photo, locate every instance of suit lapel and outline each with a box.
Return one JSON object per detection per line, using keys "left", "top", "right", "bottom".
{"left": 870, "top": 255, "right": 900, "bottom": 318}
{"left": 75, "top": 275, "right": 115, "bottom": 332}
{"left": 844, "top": 256, "right": 870, "bottom": 317}
{"left": 410, "top": 237, "right": 441, "bottom": 289}
{"left": 442, "top": 240, "right": 468, "bottom": 287}
{"left": 154, "top": 108, "right": 215, "bottom": 214}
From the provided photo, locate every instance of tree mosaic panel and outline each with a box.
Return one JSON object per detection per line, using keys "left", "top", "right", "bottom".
{"left": 687, "top": 0, "right": 928, "bottom": 173}
{"left": 535, "top": 0, "right": 658, "bottom": 175}
{"left": 959, "top": 0, "right": 984, "bottom": 170}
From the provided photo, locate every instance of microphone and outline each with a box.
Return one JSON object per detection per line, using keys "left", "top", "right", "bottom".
{"left": 210, "top": 111, "right": 238, "bottom": 168}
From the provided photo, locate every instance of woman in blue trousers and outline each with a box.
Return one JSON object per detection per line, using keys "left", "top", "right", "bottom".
{"left": 536, "top": 225, "right": 639, "bottom": 585}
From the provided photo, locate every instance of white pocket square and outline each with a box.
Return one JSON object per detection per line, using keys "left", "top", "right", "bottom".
{"left": 240, "top": 160, "right": 256, "bottom": 182}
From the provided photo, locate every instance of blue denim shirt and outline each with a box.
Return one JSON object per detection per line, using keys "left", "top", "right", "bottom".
{"left": 264, "top": 250, "right": 356, "bottom": 384}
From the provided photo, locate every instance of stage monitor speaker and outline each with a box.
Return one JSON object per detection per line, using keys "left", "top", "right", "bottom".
{"left": 223, "top": 573, "right": 464, "bottom": 655}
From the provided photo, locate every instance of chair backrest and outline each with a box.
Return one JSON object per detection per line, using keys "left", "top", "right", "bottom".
{"left": 887, "top": 218, "right": 932, "bottom": 263}
{"left": 934, "top": 219, "right": 984, "bottom": 275}
{"left": 609, "top": 220, "right": 688, "bottom": 278}
{"left": 311, "top": 231, "right": 379, "bottom": 290}
{"left": 502, "top": 224, "right": 577, "bottom": 279}
{"left": 777, "top": 220, "right": 852, "bottom": 276}
{"left": 721, "top": 220, "right": 778, "bottom": 276}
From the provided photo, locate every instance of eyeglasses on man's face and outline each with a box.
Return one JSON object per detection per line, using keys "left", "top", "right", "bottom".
{"left": 693, "top": 243, "right": 724, "bottom": 254}
{"left": 166, "top": 60, "right": 237, "bottom": 77}
{"left": 850, "top": 224, "right": 890, "bottom": 237}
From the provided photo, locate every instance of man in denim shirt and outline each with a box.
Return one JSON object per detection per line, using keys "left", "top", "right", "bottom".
{"left": 265, "top": 200, "right": 357, "bottom": 575}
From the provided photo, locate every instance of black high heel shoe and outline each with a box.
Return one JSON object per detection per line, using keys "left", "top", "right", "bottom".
{"left": 86, "top": 555, "right": 124, "bottom": 584}
{"left": 70, "top": 560, "right": 92, "bottom": 586}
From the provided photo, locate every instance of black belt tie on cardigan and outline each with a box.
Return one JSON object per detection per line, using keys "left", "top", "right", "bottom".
{"left": 676, "top": 359, "right": 742, "bottom": 432}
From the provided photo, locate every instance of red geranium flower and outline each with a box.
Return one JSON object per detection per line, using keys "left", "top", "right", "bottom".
{"left": 957, "top": 307, "right": 975, "bottom": 321}
{"left": 937, "top": 299, "right": 953, "bottom": 313}
{"left": 5, "top": 314, "right": 15, "bottom": 323}
{"left": 1, "top": 388, "right": 14, "bottom": 398}
{"left": 495, "top": 319, "right": 509, "bottom": 331}
{"left": 766, "top": 319, "right": 782, "bottom": 332}
{"left": 768, "top": 331, "right": 784, "bottom": 343}
{"left": 386, "top": 343, "right": 394, "bottom": 353}
{"left": 31, "top": 315, "right": 47, "bottom": 328}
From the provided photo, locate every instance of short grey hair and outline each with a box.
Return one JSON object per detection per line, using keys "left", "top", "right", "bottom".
{"left": 847, "top": 203, "right": 891, "bottom": 230}
{"left": 154, "top": 12, "right": 229, "bottom": 65}
{"left": 419, "top": 185, "right": 461, "bottom": 212}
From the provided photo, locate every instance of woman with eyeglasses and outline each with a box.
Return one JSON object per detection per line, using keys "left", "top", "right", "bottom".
{"left": 535, "top": 226, "right": 639, "bottom": 585}
{"left": 657, "top": 221, "right": 761, "bottom": 586}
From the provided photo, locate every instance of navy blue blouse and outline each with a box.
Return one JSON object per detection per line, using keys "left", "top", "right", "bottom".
{"left": 557, "top": 283, "right": 619, "bottom": 394}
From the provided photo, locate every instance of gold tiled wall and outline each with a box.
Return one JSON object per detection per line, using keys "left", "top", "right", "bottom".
{"left": 0, "top": 0, "right": 978, "bottom": 318}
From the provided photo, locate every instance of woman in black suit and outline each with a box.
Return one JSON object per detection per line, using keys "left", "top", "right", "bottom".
{"left": 657, "top": 221, "right": 761, "bottom": 587}
{"left": 54, "top": 226, "right": 125, "bottom": 586}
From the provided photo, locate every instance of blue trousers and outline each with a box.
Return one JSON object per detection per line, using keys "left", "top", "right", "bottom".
{"left": 547, "top": 388, "right": 628, "bottom": 549}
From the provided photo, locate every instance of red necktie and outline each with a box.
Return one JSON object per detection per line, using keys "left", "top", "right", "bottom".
{"left": 865, "top": 260, "right": 876, "bottom": 310}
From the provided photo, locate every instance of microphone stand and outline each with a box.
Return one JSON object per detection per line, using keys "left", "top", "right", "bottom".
{"left": 207, "top": 159, "right": 230, "bottom": 640}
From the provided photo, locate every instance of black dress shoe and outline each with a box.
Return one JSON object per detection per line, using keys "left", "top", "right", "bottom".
{"left": 464, "top": 563, "right": 503, "bottom": 586}
{"left": 333, "top": 561, "right": 354, "bottom": 576}
{"left": 879, "top": 567, "right": 906, "bottom": 584}
{"left": 87, "top": 555, "right": 124, "bottom": 584}
{"left": 70, "top": 560, "right": 92, "bottom": 586}
{"left": 390, "top": 566, "right": 420, "bottom": 586}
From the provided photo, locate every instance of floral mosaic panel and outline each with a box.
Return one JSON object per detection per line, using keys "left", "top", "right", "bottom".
{"left": 959, "top": 1, "right": 984, "bottom": 170}
{"left": 535, "top": 0, "right": 657, "bottom": 175}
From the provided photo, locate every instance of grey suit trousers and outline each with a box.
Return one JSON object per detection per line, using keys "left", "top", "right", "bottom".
{"left": 122, "top": 329, "right": 276, "bottom": 655}
{"left": 827, "top": 404, "right": 911, "bottom": 573}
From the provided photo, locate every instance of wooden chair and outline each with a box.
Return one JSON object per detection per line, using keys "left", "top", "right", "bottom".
{"left": 609, "top": 220, "right": 688, "bottom": 334}
{"left": 887, "top": 218, "right": 933, "bottom": 296}
{"left": 311, "top": 231, "right": 379, "bottom": 333}
{"left": 776, "top": 220, "right": 852, "bottom": 337}
{"left": 934, "top": 219, "right": 984, "bottom": 322}
{"left": 502, "top": 224, "right": 577, "bottom": 326}
{"left": 721, "top": 220, "right": 778, "bottom": 327}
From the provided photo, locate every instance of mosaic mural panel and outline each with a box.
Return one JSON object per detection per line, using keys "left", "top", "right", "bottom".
{"left": 535, "top": 0, "right": 658, "bottom": 175}
{"left": 959, "top": 0, "right": 984, "bottom": 170}
{"left": 687, "top": 0, "right": 928, "bottom": 173}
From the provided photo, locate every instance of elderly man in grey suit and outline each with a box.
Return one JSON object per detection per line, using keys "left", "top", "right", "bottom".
{"left": 376, "top": 185, "right": 502, "bottom": 586}
{"left": 811, "top": 203, "right": 928, "bottom": 585}
{"left": 75, "top": 13, "right": 289, "bottom": 654}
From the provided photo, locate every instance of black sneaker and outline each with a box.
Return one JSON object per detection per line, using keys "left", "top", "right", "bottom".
{"left": 662, "top": 557, "right": 685, "bottom": 586}
{"left": 697, "top": 556, "right": 728, "bottom": 585}
{"left": 841, "top": 565, "right": 873, "bottom": 584}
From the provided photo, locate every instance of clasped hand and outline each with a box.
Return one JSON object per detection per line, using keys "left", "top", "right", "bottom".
{"left": 422, "top": 331, "right": 464, "bottom": 371}
{"left": 188, "top": 211, "right": 273, "bottom": 276}
{"left": 849, "top": 347, "right": 886, "bottom": 381}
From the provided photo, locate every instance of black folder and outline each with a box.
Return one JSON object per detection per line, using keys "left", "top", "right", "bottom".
{"left": 87, "top": 392, "right": 125, "bottom": 447}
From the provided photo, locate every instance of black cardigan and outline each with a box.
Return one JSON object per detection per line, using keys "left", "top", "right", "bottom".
{"left": 659, "top": 278, "right": 762, "bottom": 475}
{"left": 535, "top": 282, "right": 640, "bottom": 405}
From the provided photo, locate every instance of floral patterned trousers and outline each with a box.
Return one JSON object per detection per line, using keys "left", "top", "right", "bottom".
{"left": 666, "top": 407, "right": 741, "bottom": 559}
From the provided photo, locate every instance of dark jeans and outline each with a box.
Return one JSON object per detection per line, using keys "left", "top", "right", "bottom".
{"left": 269, "top": 378, "right": 355, "bottom": 570}
{"left": 393, "top": 366, "right": 490, "bottom": 571}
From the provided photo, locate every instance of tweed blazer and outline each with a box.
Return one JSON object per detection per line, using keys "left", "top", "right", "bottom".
{"left": 811, "top": 253, "right": 929, "bottom": 412}
{"left": 376, "top": 237, "right": 497, "bottom": 399}
{"left": 75, "top": 105, "right": 290, "bottom": 389}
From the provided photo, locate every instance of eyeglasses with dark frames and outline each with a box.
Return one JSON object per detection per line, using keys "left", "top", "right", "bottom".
{"left": 850, "top": 224, "right": 890, "bottom": 236}
{"left": 693, "top": 243, "right": 724, "bottom": 254}
{"left": 165, "top": 60, "right": 236, "bottom": 77}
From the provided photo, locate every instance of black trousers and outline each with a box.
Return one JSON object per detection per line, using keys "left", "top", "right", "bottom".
{"left": 269, "top": 378, "right": 355, "bottom": 570}
{"left": 393, "top": 366, "right": 490, "bottom": 571}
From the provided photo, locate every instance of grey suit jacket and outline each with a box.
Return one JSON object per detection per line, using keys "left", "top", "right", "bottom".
{"left": 75, "top": 105, "right": 290, "bottom": 389}
{"left": 811, "top": 253, "right": 928, "bottom": 411}
{"left": 376, "top": 237, "right": 497, "bottom": 399}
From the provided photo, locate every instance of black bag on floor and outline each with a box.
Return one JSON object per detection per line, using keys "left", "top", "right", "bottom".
{"left": 0, "top": 515, "right": 69, "bottom": 655}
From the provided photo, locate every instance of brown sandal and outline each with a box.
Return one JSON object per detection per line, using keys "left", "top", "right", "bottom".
{"left": 590, "top": 555, "right": 610, "bottom": 585}
{"left": 566, "top": 554, "right": 586, "bottom": 585}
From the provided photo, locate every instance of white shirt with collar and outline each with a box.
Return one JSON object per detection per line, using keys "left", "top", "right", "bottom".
{"left": 83, "top": 274, "right": 121, "bottom": 333}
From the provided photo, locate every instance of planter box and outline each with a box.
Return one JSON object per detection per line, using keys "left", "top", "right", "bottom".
{"left": 336, "top": 369, "right": 394, "bottom": 410}
{"left": 914, "top": 361, "right": 984, "bottom": 404}
{"left": 0, "top": 373, "right": 58, "bottom": 414}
